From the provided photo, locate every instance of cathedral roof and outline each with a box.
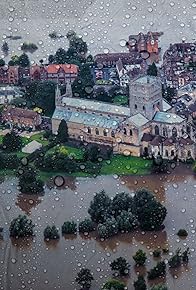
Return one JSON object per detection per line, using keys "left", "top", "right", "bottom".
{"left": 141, "top": 133, "right": 154, "bottom": 142}
{"left": 61, "top": 97, "right": 131, "bottom": 117}
{"left": 153, "top": 112, "right": 185, "bottom": 124}
{"left": 150, "top": 136, "right": 164, "bottom": 146}
{"left": 179, "top": 137, "right": 194, "bottom": 146}
{"left": 52, "top": 108, "right": 120, "bottom": 129}
{"left": 127, "top": 113, "right": 149, "bottom": 127}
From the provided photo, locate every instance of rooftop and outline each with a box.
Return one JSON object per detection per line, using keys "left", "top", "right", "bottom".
{"left": 132, "top": 75, "right": 160, "bottom": 85}
{"left": 52, "top": 108, "right": 120, "bottom": 129}
{"left": 153, "top": 111, "right": 185, "bottom": 124}
{"left": 62, "top": 97, "right": 131, "bottom": 117}
{"left": 128, "top": 113, "right": 149, "bottom": 127}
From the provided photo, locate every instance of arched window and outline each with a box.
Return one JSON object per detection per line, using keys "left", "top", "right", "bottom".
{"left": 135, "top": 104, "right": 137, "bottom": 109}
{"left": 95, "top": 128, "right": 99, "bottom": 135}
{"left": 155, "top": 125, "right": 159, "bottom": 135}
{"left": 111, "top": 130, "right": 115, "bottom": 137}
{"left": 163, "top": 127, "right": 167, "bottom": 137}
{"left": 171, "top": 150, "right": 175, "bottom": 156}
{"left": 172, "top": 127, "right": 177, "bottom": 138}
{"left": 103, "top": 129, "right": 107, "bottom": 136}
{"left": 87, "top": 127, "right": 91, "bottom": 134}
{"left": 187, "top": 125, "right": 191, "bottom": 134}
{"left": 188, "top": 150, "right": 192, "bottom": 158}
{"left": 143, "top": 105, "right": 145, "bottom": 111}
{"left": 130, "top": 129, "right": 133, "bottom": 136}
{"left": 124, "top": 128, "right": 127, "bottom": 135}
{"left": 165, "top": 150, "right": 169, "bottom": 157}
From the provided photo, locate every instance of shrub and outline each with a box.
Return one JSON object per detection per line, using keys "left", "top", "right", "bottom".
{"left": 44, "top": 225, "right": 60, "bottom": 240}
{"left": 88, "top": 190, "right": 111, "bottom": 223}
{"left": 75, "top": 268, "right": 94, "bottom": 289}
{"left": 97, "top": 217, "right": 118, "bottom": 239}
{"left": 2, "top": 131, "right": 22, "bottom": 152}
{"left": 150, "top": 285, "right": 168, "bottom": 290}
{"left": 62, "top": 221, "right": 77, "bottom": 234}
{"left": 78, "top": 218, "right": 95, "bottom": 233}
{"left": 133, "top": 249, "right": 147, "bottom": 266}
{"left": 177, "top": 229, "right": 188, "bottom": 237}
{"left": 116, "top": 210, "right": 138, "bottom": 233}
{"left": 103, "top": 279, "right": 125, "bottom": 290}
{"left": 109, "top": 192, "right": 133, "bottom": 217}
{"left": 18, "top": 166, "right": 44, "bottom": 194}
{"left": 153, "top": 249, "right": 161, "bottom": 258}
{"left": 9, "top": 215, "right": 35, "bottom": 237}
{"left": 168, "top": 249, "right": 181, "bottom": 268}
{"left": 134, "top": 275, "right": 147, "bottom": 290}
{"left": 147, "top": 261, "right": 166, "bottom": 280}
{"left": 110, "top": 257, "right": 130, "bottom": 276}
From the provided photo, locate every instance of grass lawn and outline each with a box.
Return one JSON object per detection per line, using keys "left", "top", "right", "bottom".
{"left": 46, "top": 145, "right": 84, "bottom": 160}
{"left": 29, "top": 133, "right": 49, "bottom": 146}
{"left": 100, "top": 155, "right": 152, "bottom": 175}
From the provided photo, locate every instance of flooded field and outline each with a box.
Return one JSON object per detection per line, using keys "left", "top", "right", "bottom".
{"left": 0, "top": 163, "right": 196, "bottom": 290}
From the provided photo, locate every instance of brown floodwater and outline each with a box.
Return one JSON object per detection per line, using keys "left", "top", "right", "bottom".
{"left": 0, "top": 163, "right": 196, "bottom": 290}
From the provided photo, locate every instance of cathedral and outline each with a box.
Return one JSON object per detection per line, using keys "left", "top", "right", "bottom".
{"left": 52, "top": 76, "right": 196, "bottom": 161}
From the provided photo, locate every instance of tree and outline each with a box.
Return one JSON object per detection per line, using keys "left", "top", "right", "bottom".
{"left": 109, "top": 192, "right": 133, "bottom": 217}
{"left": 162, "top": 85, "right": 176, "bottom": 104}
{"left": 150, "top": 285, "right": 168, "bottom": 290}
{"left": 18, "top": 165, "right": 44, "bottom": 194}
{"left": 57, "top": 119, "right": 69, "bottom": 143}
{"left": 168, "top": 248, "right": 181, "bottom": 268}
{"left": 147, "top": 261, "right": 166, "bottom": 280}
{"left": 62, "top": 221, "right": 77, "bottom": 234}
{"left": 78, "top": 218, "right": 95, "bottom": 233}
{"left": 110, "top": 257, "right": 130, "bottom": 276}
{"left": 133, "top": 249, "right": 147, "bottom": 266}
{"left": 18, "top": 53, "right": 30, "bottom": 67}
{"left": 84, "top": 145, "right": 100, "bottom": 162}
{"left": 152, "top": 154, "right": 168, "bottom": 173}
{"left": 55, "top": 48, "right": 67, "bottom": 64}
{"left": 75, "top": 268, "right": 94, "bottom": 289}
{"left": 95, "top": 87, "right": 111, "bottom": 103}
{"left": 182, "top": 247, "right": 190, "bottom": 263}
{"left": 48, "top": 54, "right": 55, "bottom": 64}
{"left": 153, "top": 249, "right": 161, "bottom": 258}
{"left": 66, "top": 30, "right": 77, "bottom": 41}
{"left": 134, "top": 275, "right": 147, "bottom": 290}
{"left": 116, "top": 210, "right": 138, "bottom": 233}
{"left": 0, "top": 59, "right": 5, "bottom": 67}
{"left": 97, "top": 217, "right": 118, "bottom": 238}
{"left": 9, "top": 215, "right": 35, "bottom": 237}
{"left": 88, "top": 190, "right": 111, "bottom": 223}
{"left": 103, "top": 279, "right": 125, "bottom": 290}
{"left": 44, "top": 225, "right": 60, "bottom": 240}
{"left": 2, "top": 42, "right": 9, "bottom": 55}
{"left": 147, "top": 62, "right": 158, "bottom": 76}
{"left": 35, "top": 81, "right": 56, "bottom": 116}
{"left": 177, "top": 229, "right": 188, "bottom": 237}
{"left": 8, "top": 55, "right": 19, "bottom": 66}
{"left": 2, "top": 131, "right": 22, "bottom": 152}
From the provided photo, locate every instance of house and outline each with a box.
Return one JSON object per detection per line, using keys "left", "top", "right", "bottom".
{"left": 0, "top": 86, "right": 24, "bottom": 105}
{"left": 2, "top": 107, "right": 42, "bottom": 130}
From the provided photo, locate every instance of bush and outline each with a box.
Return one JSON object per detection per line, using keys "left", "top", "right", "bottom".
{"left": 153, "top": 249, "right": 161, "bottom": 258}
{"left": 110, "top": 257, "right": 130, "bottom": 276}
{"left": 150, "top": 285, "right": 168, "bottom": 290}
{"left": 0, "top": 153, "right": 19, "bottom": 170}
{"left": 103, "top": 279, "right": 125, "bottom": 290}
{"left": 134, "top": 275, "right": 147, "bottom": 290}
{"left": 44, "top": 225, "right": 60, "bottom": 240}
{"left": 75, "top": 268, "right": 94, "bottom": 289}
{"left": 147, "top": 261, "right": 166, "bottom": 280}
{"left": 18, "top": 166, "right": 44, "bottom": 194}
{"left": 2, "top": 131, "right": 22, "bottom": 152}
{"left": 9, "top": 215, "right": 35, "bottom": 237}
{"left": 133, "top": 249, "right": 147, "bottom": 266}
{"left": 62, "top": 221, "right": 77, "bottom": 234}
{"left": 109, "top": 192, "right": 133, "bottom": 217}
{"left": 78, "top": 218, "right": 95, "bottom": 233}
{"left": 88, "top": 190, "right": 111, "bottom": 223}
{"left": 116, "top": 210, "right": 138, "bottom": 233}
{"left": 177, "top": 229, "right": 188, "bottom": 237}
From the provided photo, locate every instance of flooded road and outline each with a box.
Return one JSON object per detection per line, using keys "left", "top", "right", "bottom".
{"left": 0, "top": 163, "right": 196, "bottom": 290}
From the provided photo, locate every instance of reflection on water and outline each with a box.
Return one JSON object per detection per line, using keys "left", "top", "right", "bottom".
{"left": 0, "top": 164, "right": 195, "bottom": 289}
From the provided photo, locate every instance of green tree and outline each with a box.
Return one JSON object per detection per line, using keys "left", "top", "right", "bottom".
{"left": 0, "top": 59, "right": 5, "bottom": 67}
{"left": 2, "top": 131, "right": 22, "bottom": 152}
{"left": 44, "top": 225, "right": 60, "bottom": 240}
{"left": 134, "top": 275, "right": 147, "bottom": 290}
{"left": 18, "top": 53, "right": 30, "bottom": 67}
{"left": 55, "top": 48, "right": 67, "bottom": 64}
{"left": 48, "top": 54, "right": 55, "bottom": 64}
{"left": 35, "top": 81, "right": 56, "bottom": 116}
{"left": 97, "top": 217, "right": 118, "bottom": 238}
{"left": 84, "top": 145, "right": 100, "bottom": 162}
{"left": 9, "top": 215, "right": 35, "bottom": 237}
{"left": 88, "top": 190, "right": 111, "bottom": 223}
{"left": 103, "top": 279, "right": 125, "bottom": 290}
{"left": 78, "top": 218, "right": 95, "bottom": 233}
{"left": 116, "top": 210, "right": 138, "bottom": 233}
{"left": 182, "top": 247, "right": 190, "bottom": 263}
{"left": 147, "top": 62, "right": 158, "bottom": 76}
{"left": 75, "top": 268, "right": 94, "bottom": 289}
{"left": 109, "top": 192, "right": 133, "bottom": 217}
{"left": 62, "top": 221, "right": 77, "bottom": 234}
{"left": 133, "top": 249, "right": 147, "bottom": 266}
{"left": 150, "top": 285, "right": 168, "bottom": 290}
{"left": 2, "top": 42, "right": 9, "bottom": 55}
{"left": 110, "top": 257, "right": 130, "bottom": 276}
{"left": 18, "top": 165, "right": 44, "bottom": 194}
{"left": 177, "top": 229, "right": 188, "bottom": 237}
{"left": 147, "top": 261, "right": 166, "bottom": 280}
{"left": 57, "top": 119, "right": 69, "bottom": 143}
{"left": 168, "top": 248, "right": 181, "bottom": 268}
{"left": 95, "top": 87, "right": 111, "bottom": 103}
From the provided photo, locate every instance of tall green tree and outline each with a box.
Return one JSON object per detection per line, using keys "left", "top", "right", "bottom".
{"left": 35, "top": 81, "right": 56, "bottom": 116}
{"left": 57, "top": 119, "right": 69, "bottom": 143}
{"left": 110, "top": 257, "right": 130, "bottom": 276}
{"left": 134, "top": 275, "right": 147, "bottom": 290}
{"left": 147, "top": 62, "right": 158, "bottom": 76}
{"left": 9, "top": 215, "right": 35, "bottom": 237}
{"left": 75, "top": 268, "right": 94, "bottom": 289}
{"left": 0, "top": 59, "right": 5, "bottom": 67}
{"left": 18, "top": 53, "right": 30, "bottom": 67}
{"left": 2, "top": 131, "right": 22, "bottom": 152}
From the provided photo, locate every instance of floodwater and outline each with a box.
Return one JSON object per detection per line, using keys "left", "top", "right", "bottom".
{"left": 0, "top": 163, "right": 196, "bottom": 290}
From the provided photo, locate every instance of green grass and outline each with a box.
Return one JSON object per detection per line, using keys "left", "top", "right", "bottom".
{"left": 113, "top": 95, "right": 128, "bottom": 106}
{"left": 100, "top": 155, "right": 152, "bottom": 175}
{"left": 47, "top": 145, "right": 84, "bottom": 160}
{"left": 29, "top": 133, "right": 49, "bottom": 146}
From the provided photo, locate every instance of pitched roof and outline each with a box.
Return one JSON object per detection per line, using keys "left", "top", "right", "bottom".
{"left": 141, "top": 133, "right": 154, "bottom": 142}
{"left": 62, "top": 97, "right": 131, "bottom": 117}
{"left": 179, "top": 137, "right": 194, "bottom": 146}
{"left": 3, "top": 107, "right": 39, "bottom": 119}
{"left": 22, "top": 140, "right": 42, "bottom": 154}
{"left": 128, "top": 113, "right": 149, "bottom": 127}
{"left": 153, "top": 112, "right": 185, "bottom": 124}
{"left": 45, "top": 64, "right": 78, "bottom": 74}
{"left": 150, "top": 136, "right": 164, "bottom": 146}
{"left": 163, "top": 137, "right": 176, "bottom": 146}
{"left": 52, "top": 108, "right": 120, "bottom": 129}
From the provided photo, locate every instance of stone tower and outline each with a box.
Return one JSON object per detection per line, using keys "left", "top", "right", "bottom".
{"left": 65, "top": 80, "right": 73, "bottom": 98}
{"left": 55, "top": 84, "right": 62, "bottom": 107}
{"left": 129, "top": 75, "right": 163, "bottom": 120}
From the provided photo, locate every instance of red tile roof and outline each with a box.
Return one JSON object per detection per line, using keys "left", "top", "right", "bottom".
{"left": 45, "top": 64, "right": 78, "bottom": 74}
